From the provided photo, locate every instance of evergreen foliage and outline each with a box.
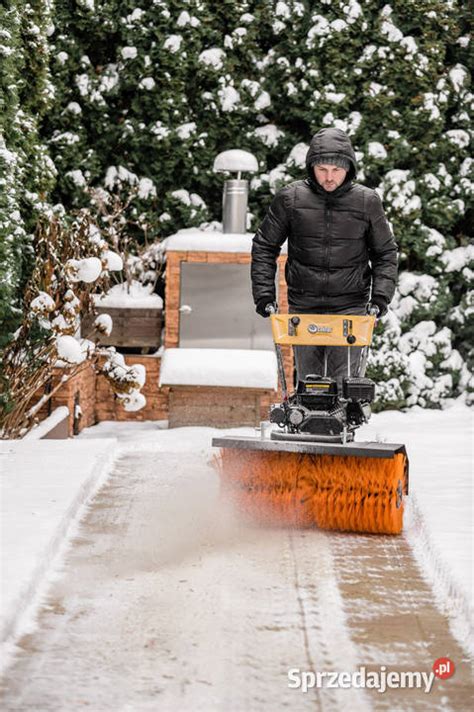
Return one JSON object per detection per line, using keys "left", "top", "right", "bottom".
{"left": 1, "top": 0, "right": 472, "bottom": 408}
{"left": 0, "top": 0, "right": 56, "bottom": 347}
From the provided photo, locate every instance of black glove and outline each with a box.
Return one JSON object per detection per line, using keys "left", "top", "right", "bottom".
{"left": 369, "top": 298, "right": 388, "bottom": 317}
{"left": 256, "top": 297, "right": 277, "bottom": 318}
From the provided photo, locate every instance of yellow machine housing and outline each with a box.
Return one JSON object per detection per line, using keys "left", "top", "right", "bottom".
{"left": 270, "top": 313, "right": 375, "bottom": 347}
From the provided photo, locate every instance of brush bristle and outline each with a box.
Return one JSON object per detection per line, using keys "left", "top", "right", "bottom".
{"left": 213, "top": 450, "right": 407, "bottom": 535}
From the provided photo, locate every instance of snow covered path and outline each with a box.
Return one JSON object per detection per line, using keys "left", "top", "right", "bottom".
{"left": 1, "top": 447, "right": 471, "bottom": 711}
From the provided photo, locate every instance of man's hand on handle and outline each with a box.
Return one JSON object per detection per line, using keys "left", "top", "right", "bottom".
{"left": 368, "top": 297, "right": 388, "bottom": 317}
{"left": 367, "top": 299, "right": 388, "bottom": 325}
{"left": 256, "top": 297, "right": 278, "bottom": 318}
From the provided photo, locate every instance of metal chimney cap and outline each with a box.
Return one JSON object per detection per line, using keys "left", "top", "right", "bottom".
{"left": 213, "top": 149, "right": 259, "bottom": 174}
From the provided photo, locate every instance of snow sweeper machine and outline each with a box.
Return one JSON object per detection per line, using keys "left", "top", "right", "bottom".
{"left": 213, "top": 309, "right": 409, "bottom": 535}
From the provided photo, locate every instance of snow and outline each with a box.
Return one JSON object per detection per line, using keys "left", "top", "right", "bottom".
{"left": 176, "top": 121, "right": 196, "bottom": 139}
{"left": 383, "top": 170, "right": 422, "bottom": 216}
{"left": 137, "top": 177, "right": 156, "bottom": 199}
{"left": 163, "top": 35, "right": 183, "bottom": 53}
{"left": 198, "top": 47, "right": 225, "bottom": 69}
{"left": 0, "top": 439, "right": 117, "bottom": 660}
{"left": 442, "top": 245, "right": 474, "bottom": 272}
{"left": 368, "top": 81, "right": 383, "bottom": 96}
{"left": 118, "top": 391, "right": 147, "bottom": 412}
{"left": 163, "top": 226, "right": 288, "bottom": 254}
{"left": 445, "top": 129, "right": 470, "bottom": 149}
{"left": 121, "top": 46, "right": 137, "bottom": 60}
{"left": 218, "top": 85, "right": 240, "bottom": 112}
{"left": 429, "top": 92, "right": 447, "bottom": 121}
{"left": 138, "top": 77, "right": 155, "bottom": 90}
{"left": 102, "top": 250, "right": 123, "bottom": 271}
{"left": 150, "top": 121, "right": 170, "bottom": 139}
{"left": 65, "top": 169, "right": 87, "bottom": 187}
{"left": 94, "top": 313, "right": 113, "bottom": 336}
{"left": 449, "top": 64, "right": 469, "bottom": 93}
{"left": 325, "top": 90, "right": 346, "bottom": 103}
{"left": 79, "top": 405, "right": 474, "bottom": 650}
{"left": 330, "top": 19, "right": 348, "bottom": 32}
{"left": 88, "top": 223, "right": 104, "bottom": 246}
{"left": 213, "top": 148, "right": 259, "bottom": 173}
{"left": 254, "top": 90, "right": 271, "bottom": 110}
{"left": 423, "top": 172, "right": 442, "bottom": 192}
{"left": 359, "top": 401, "right": 473, "bottom": 651}
{"left": 177, "top": 10, "right": 200, "bottom": 28}
{"left": 367, "top": 141, "right": 387, "bottom": 159}
{"left": 275, "top": 1, "right": 291, "bottom": 18}
{"left": 380, "top": 19, "right": 403, "bottom": 43}
{"left": 55, "top": 335, "right": 84, "bottom": 364}
{"left": 23, "top": 407, "right": 70, "bottom": 440}
{"left": 50, "top": 131, "right": 80, "bottom": 145}
{"left": 253, "top": 124, "right": 284, "bottom": 147}
{"left": 99, "top": 353, "right": 146, "bottom": 412}
{"left": 65, "top": 256, "right": 103, "bottom": 283}
{"left": 123, "top": 7, "right": 143, "bottom": 23}
{"left": 0, "top": 400, "right": 472, "bottom": 692}
{"left": 287, "top": 142, "right": 308, "bottom": 168}
{"left": 159, "top": 348, "right": 278, "bottom": 390}
{"left": 93, "top": 281, "right": 163, "bottom": 309}
{"left": 343, "top": 0, "right": 363, "bottom": 22}
{"left": 307, "top": 15, "right": 330, "bottom": 45}
{"left": 30, "top": 291, "right": 55, "bottom": 315}
{"left": 66, "top": 101, "right": 82, "bottom": 114}
{"left": 398, "top": 272, "right": 438, "bottom": 300}
{"left": 104, "top": 165, "right": 139, "bottom": 189}
{"left": 400, "top": 36, "right": 417, "bottom": 55}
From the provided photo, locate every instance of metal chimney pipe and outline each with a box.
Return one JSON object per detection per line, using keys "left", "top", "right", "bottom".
{"left": 212, "top": 149, "right": 259, "bottom": 234}
{"left": 222, "top": 179, "right": 248, "bottom": 234}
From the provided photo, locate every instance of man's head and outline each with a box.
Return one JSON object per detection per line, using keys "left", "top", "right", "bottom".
{"left": 312, "top": 153, "right": 351, "bottom": 192}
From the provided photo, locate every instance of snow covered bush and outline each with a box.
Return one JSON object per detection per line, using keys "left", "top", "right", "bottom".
{"left": 0, "top": 212, "right": 146, "bottom": 438}
{"left": 0, "top": 0, "right": 56, "bottom": 347}
{"left": 87, "top": 185, "right": 165, "bottom": 292}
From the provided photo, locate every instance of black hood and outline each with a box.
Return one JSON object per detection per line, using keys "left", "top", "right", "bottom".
{"left": 305, "top": 127, "right": 357, "bottom": 197}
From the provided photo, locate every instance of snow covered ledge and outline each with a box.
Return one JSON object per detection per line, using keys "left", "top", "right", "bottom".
{"left": 163, "top": 225, "right": 288, "bottom": 254}
{"left": 159, "top": 348, "right": 277, "bottom": 390}
{"left": 23, "top": 406, "right": 70, "bottom": 441}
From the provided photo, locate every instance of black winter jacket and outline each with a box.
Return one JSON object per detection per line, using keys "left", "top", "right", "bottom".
{"left": 251, "top": 127, "right": 398, "bottom": 312}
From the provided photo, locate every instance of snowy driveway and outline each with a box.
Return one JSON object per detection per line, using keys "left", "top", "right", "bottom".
{"left": 1, "top": 434, "right": 471, "bottom": 711}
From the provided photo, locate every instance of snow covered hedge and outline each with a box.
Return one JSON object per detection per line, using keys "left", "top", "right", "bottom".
{"left": 0, "top": 0, "right": 56, "bottom": 348}
{"left": 0, "top": 212, "right": 147, "bottom": 438}
{"left": 0, "top": 0, "right": 472, "bottom": 409}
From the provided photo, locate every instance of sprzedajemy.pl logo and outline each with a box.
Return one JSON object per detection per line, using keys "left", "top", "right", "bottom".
{"left": 288, "top": 659, "right": 455, "bottom": 695}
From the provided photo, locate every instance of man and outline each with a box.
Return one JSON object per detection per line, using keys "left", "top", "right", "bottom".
{"left": 251, "top": 126, "right": 398, "bottom": 388}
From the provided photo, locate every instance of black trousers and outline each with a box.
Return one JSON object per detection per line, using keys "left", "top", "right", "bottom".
{"left": 289, "top": 305, "right": 368, "bottom": 390}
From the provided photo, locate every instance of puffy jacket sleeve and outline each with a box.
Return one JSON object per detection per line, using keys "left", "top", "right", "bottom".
{"left": 251, "top": 185, "right": 292, "bottom": 304}
{"left": 366, "top": 190, "right": 398, "bottom": 306}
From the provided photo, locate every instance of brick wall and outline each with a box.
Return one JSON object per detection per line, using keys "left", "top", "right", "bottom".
{"left": 168, "top": 385, "right": 274, "bottom": 428}
{"left": 36, "top": 362, "right": 96, "bottom": 436}
{"left": 95, "top": 355, "right": 169, "bottom": 422}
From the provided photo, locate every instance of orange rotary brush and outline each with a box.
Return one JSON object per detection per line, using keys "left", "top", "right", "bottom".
{"left": 214, "top": 449, "right": 407, "bottom": 535}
